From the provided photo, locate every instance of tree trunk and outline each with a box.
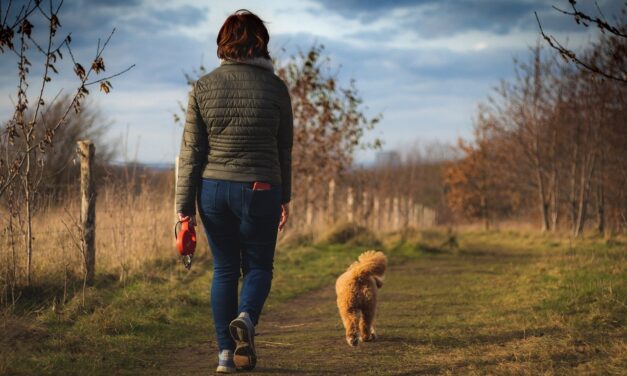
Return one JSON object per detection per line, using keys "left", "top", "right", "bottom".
{"left": 25, "top": 187, "right": 32, "bottom": 287}
{"left": 569, "top": 133, "right": 579, "bottom": 233}
{"left": 531, "top": 48, "right": 549, "bottom": 233}
{"left": 536, "top": 167, "right": 550, "bottom": 232}
{"left": 574, "top": 188, "right": 588, "bottom": 237}
{"left": 550, "top": 175, "right": 559, "bottom": 232}
{"left": 481, "top": 193, "right": 489, "bottom": 230}
{"left": 24, "top": 151, "right": 33, "bottom": 287}
{"left": 596, "top": 152, "right": 605, "bottom": 236}
{"left": 574, "top": 154, "right": 596, "bottom": 237}
{"left": 549, "top": 119, "right": 559, "bottom": 232}
{"left": 596, "top": 179, "right": 605, "bottom": 236}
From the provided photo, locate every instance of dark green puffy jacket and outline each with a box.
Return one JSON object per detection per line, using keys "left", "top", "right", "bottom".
{"left": 175, "top": 59, "right": 293, "bottom": 215}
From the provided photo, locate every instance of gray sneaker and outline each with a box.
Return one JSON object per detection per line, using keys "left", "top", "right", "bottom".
{"left": 229, "top": 312, "right": 257, "bottom": 371}
{"left": 216, "top": 349, "right": 235, "bottom": 373}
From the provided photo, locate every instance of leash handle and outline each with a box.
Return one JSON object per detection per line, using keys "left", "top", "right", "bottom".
{"left": 173, "top": 219, "right": 186, "bottom": 240}
{"left": 174, "top": 220, "right": 180, "bottom": 240}
{"left": 174, "top": 218, "right": 196, "bottom": 270}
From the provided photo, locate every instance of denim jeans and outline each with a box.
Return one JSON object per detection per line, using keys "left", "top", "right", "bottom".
{"left": 197, "top": 178, "right": 282, "bottom": 351}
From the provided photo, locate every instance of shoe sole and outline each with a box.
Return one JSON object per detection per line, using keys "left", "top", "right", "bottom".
{"left": 216, "top": 365, "right": 235, "bottom": 373}
{"left": 229, "top": 319, "right": 257, "bottom": 371}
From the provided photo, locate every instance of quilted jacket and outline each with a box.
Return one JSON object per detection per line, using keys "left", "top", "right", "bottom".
{"left": 175, "top": 59, "right": 293, "bottom": 215}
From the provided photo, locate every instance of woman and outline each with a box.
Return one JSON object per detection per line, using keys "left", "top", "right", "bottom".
{"left": 175, "top": 9, "right": 292, "bottom": 373}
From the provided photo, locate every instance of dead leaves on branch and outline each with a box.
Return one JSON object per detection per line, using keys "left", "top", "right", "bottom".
{"left": 50, "top": 14, "right": 60, "bottom": 36}
{"left": 0, "top": 0, "right": 134, "bottom": 201}
{"left": 0, "top": 25, "right": 15, "bottom": 51}
{"left": 74, "top": 63, "right": 86, "bottom": 79}
{"left": 92, "top": 57, "right": 105, "bottom": 74}
{"left": 99, "top": 81, "right": 112, "bottom": 94}
{"left": 18, "top": 19, "right": 34, "bottom": 38}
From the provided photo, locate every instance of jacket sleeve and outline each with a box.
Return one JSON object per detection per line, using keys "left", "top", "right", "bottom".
{"left": 175, "top": 84, "right": 208, "bottom": 215}
{"left": 278, "top": 83, "right": 293, "bottom": 204}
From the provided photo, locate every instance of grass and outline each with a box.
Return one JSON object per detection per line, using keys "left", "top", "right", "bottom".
{"left": 1, "top": 183, "right": 182, "bottom": 305}
{"left": 1, "top": 228, "right": 625, "bottom": 375}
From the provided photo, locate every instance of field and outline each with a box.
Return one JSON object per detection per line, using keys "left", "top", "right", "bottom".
{"left": 2, "top": 1, "right": 626, "bottom": 375}
{"left": 1, "top": 228, "right": 625, "bottom": 375}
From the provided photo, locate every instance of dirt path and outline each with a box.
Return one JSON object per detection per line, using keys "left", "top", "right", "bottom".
{"left": 160, "top": 249, "right": 583, "bottom": 375}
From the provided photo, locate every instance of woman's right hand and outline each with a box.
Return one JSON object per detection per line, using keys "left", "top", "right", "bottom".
{"left": 178, "top": 212, "right": 197, "bottom": 227}
{"left": 278, "top": 203, "right": 289, "bottom": 231}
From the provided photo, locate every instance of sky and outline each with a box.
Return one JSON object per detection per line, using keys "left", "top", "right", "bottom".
{"left": 0, "top": 0, "right": 616, "bottom": 164}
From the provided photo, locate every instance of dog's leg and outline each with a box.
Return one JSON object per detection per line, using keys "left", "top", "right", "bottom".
{"left": 341, "top": 309, "right": 359, "bottom": 347}
{"left": 360, "top": 303, "right": 377, "bottom": 342}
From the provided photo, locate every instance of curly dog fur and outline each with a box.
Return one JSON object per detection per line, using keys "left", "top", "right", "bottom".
{"left": 335, "top": 250, "right": 387, "bottom": 346}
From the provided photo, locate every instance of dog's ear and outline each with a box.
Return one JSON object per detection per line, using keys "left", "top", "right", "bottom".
{"left": 374, "top": 276, "right": 384, "bottom": 288}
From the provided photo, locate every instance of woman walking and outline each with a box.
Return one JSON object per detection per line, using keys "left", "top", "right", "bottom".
{"left": 175, "top": 10, "right": 292, "bottom": 373}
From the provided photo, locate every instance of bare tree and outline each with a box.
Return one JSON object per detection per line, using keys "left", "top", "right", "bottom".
{"left": 2, "top": 96, "right": 116, "bottom": 202}
{"left": 446, "top": 32, "right": 626, "bottom": 235}
{"left": 491, "top": 45, "right": 560, "bottom": 232}
{"left": 0, "top": 0, "right": 133, "bottom": 286}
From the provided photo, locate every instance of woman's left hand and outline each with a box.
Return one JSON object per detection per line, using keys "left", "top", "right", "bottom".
{"left": 278, "top": 203, "right": 289, "bottom": 231}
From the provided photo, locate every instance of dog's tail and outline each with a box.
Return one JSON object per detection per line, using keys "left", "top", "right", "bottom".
{"left": 350, "top": 250, "right": 387, "bottom": 283}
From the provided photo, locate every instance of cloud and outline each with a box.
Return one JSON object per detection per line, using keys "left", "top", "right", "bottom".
{"left": 312, "top": 0, "right": 537, "bottom": 34}
{"left": 311, "top": 0, "right": 618, "bottom": 36}
{"left": 1, "top": 0, "right": 614, "bottom": 163}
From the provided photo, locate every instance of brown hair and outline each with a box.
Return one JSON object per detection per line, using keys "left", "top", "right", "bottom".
{"left": 217, "top": 9, "right": 270, "bottom": 60}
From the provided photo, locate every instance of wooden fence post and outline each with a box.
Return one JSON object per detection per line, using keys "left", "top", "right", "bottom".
{"left": 78, "top": 140, "right": 96, "bottom": 285}
{"left": 373, "top": 196, "right": 380, "bottom": 231}
{"left": 412, "top": 203, "right": 419, "bottom": 227}
{"left": 405, "top": 197, "right": 414, "bottom": 227}
{"left": 384, "top": 198, "right": 391, "bottom": 231}
{"left": 306, "top": 175, "right": 313, "bottom": 226}
{"left": 392, "top": 197, "right": 400, "bottom": 230}
{"left": 328, "top": 179, "right": 336, "bottom": 225}
{"left": 347, "top": 187, "right": 354, "bottom": 223}
{"left": 361, "top": 191, "right": 369, "bottom": 227}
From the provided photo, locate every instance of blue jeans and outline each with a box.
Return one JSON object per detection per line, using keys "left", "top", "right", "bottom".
{"left": 197, "top": 178, "right": 282, "bottom": 351}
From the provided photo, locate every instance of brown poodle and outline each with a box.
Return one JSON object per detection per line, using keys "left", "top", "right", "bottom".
{"left": 335, "top": 250, "right": 387, "bottom": 346}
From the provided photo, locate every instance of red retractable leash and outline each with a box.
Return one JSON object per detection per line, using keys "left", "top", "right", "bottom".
{"left": 174, "top": 218, "right": 196, "bottom": 269}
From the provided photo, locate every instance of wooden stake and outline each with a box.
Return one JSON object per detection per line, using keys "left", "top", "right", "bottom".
{"left": 78, "top": 140, "right": 96, "bottom": 285}
{"left": 328, "top": 179, "right": 336, "bottom": 225}
{"left": 373, "top": 196, "right": 380, "bottom": 231}
{"left": 347, "top": 187, "right": 354, "bottom": 223}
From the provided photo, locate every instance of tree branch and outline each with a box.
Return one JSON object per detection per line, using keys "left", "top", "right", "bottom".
{"left": 535, "top": 11, "right": 627, "bottom": 83}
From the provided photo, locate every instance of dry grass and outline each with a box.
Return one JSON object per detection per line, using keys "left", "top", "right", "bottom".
{"left": 0, "top": 180, "right": 212, "bottom": 306}
{"left": 1, "top": 180, "right": 434, "bottom": 304}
